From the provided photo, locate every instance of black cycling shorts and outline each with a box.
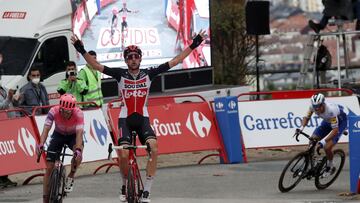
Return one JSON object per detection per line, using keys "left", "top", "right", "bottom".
{"left": 118, "top": 113, "right": 156, "bottom": 145}
{"left": 46, "top": 131, "right": 81, "bottom": 162}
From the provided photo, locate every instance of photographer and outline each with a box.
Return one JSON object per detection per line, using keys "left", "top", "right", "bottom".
{"left": 57, "top": 61, "right": 88, "bottom": 104}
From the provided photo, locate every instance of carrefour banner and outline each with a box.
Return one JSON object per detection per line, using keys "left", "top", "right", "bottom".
{"left": 238, "top": 96, "right": 360, "bottom": 148}
{"left": 35, "top": 108, "right": 116, "bottom": 165}
{"left": 0, "top": 116, "right": 45, "bottom": 176}
{"left": 107, "top": 102, "right": 222, "bottom": 156}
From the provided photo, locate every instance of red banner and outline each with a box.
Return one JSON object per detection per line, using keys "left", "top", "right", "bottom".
{"left": 108, "top": 102, "right": 223, "bottom": 156}
{"left": 0, "top": 116, "right": 45, "bottom": 176}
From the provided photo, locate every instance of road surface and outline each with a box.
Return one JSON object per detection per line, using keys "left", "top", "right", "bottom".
{"left": 0, "top": 158, "right": 354, "bottom": 203}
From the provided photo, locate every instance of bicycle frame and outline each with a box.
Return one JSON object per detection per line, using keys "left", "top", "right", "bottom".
{"left": 108, "top": 133, "right": 151, "bottom": 202}
{"left": 37, "top": 145, "right": 73, "bottom": 202}
{"left": 294, "top": 129, "right": 324, "bottom": 178}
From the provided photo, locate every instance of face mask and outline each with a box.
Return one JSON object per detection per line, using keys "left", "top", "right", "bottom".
{"left": 32, "top": 78, "right": 40, "bottom": 85}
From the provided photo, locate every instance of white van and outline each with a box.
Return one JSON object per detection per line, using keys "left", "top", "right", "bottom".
{"left": 0, "top": 0, "right": 78, "bottom": 103}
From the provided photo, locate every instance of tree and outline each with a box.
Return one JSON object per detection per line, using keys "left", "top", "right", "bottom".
{"left": 211, "top": 1, "right": 256, "bottom": 85}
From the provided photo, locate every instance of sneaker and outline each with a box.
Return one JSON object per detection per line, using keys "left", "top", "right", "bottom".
{"left": 308, "top": 20, "right": 321, "bottom": 34}
{"left": 64, "top": 177, "right": 74, "bottom": 193}
{"left": 0, "top": 177, "right": 17, "bottom": 188}
{"left": 140, "top": 191, "right": 151, "bottom": 203}
{"left": 119, "top": 185, "right": 126, "bottom": 202}
{"left": 3, "top": 178, "right": 17, "bottom": 187}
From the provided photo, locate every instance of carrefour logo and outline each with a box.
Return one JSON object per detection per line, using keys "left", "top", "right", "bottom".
{"left": 351, "top": 120, "right": 360, "bottom": 133}
{"left": 243, "top": 112, "right": 322, "bottom": 131}
{"left": 18, "top": 128, "right": 36, "bottom": 156}
{"left": 89, "top": 119, "right": 108, "bottom": 146}
{"left": 215, "top": 102, "right": 224, "bottom": 110}
{"left": 186, "top": 111, "right": 212, "bottom": 138}
{"left": 354, "top": 121, "right": 360, "bottom": 129}
{"left": 228, "top": 100, "right": 237, "bottom": 110}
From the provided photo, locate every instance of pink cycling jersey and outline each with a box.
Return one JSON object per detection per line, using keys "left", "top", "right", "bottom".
{"left": 44, "top": 106, "right": 84, "bottom": 135}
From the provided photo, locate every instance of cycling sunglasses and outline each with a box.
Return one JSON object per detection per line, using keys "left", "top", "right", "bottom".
{"left": 312, "top": 103, "right": 323, "bottom": 110}
{"left": 59, "top": 108, "right": 72, "bottom": 114}
{"left": 126, "top": 53, "right": 141, "bottom": 60}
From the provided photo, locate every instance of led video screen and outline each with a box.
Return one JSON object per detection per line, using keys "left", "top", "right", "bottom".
{"left": 73, "top": 0, "right": 211, "bottom": 71}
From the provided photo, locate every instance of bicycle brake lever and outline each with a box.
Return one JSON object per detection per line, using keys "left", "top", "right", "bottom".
{"left": 108, "top": 143, "right": 113, "bottom": 160}
{"left": 36, "top": 152, "right": 42, "bottom": 163}
{"left": 316, "top": 144, "right": 321, "bottom": 156}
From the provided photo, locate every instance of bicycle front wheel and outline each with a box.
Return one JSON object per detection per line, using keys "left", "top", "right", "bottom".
{"left": 49, "top": 169, "right": 60, "bottom": 203}
{"left": 127, "top": 167, "right": 136, "bottom": 203}
{"left": 58, "top": 166, "right": 66, "bottom": 202}
{"left": 278, "top": 152, "right": 308, "bottom": 193}
{"left": 315, "top": 149, "right": 345, "bottom": 190}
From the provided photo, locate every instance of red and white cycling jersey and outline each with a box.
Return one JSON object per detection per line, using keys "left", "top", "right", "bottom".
{"left": 119, "top": 7, "right": 131, "bottom": 21}
{"left": 103, "top": 62, "right": 170, "bottom": 118}
{"left": 44, "top": 105, "right": 84, "bottom": 135}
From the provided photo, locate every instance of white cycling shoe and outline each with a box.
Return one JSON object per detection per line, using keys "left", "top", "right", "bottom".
{"left": 140, "top": 191, "right": 151, "bottom": 202}
{"left": 64, "top": 177, "right": 74, "bottom": 193}
{"left": 321, "top": 166, "right": 336, "bottom": 178}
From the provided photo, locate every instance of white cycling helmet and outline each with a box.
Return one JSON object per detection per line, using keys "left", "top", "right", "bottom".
{"left": 311, "top": 93, "right": 325, "bottom": 108}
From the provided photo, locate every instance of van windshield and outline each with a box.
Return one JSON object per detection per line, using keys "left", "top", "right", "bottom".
{"left": 0, "top": 37, "right": 38, "bottom": 75}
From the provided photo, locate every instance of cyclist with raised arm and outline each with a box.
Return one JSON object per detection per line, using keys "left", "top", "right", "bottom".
{"left": 71, "top": 30, "right": 205, "bottom": 202}
{"left": 301, "top": 93, "right": 347, "bottom": 177}
{"left": 110, "top": 2, "right": 137, "bottom": 37}
{"left": 36, "top": 94, "right": 84, "bottom": 203}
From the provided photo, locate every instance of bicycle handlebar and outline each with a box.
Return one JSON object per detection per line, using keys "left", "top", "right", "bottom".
{"left": 108, "top": 143, "right": 152, "bottom": 161}
{"left": 36, "top": 149, "right": 73, "bottom": 163}
{"left": 294, "top": 128, "right": 322, "bottom": 155}
{"left": 294, "top": 128, "right": 310, "bottom": 142}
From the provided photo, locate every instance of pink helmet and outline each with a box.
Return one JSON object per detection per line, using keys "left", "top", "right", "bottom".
{"left": 59, "top": 94, "right": 76, "bottom": 110}
{"left": 112, "top": 7, "right": 119, "bottom": 15}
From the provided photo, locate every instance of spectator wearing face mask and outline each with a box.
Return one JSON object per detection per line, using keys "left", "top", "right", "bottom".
{"left": 57, "top": 61, "right": 88, "bottom": 105}
{"left": 13, "top": 66, "right": 49, "bottom": 115}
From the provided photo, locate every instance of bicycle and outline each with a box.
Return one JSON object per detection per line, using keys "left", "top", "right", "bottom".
{"left": 108, "top": 131, "right": 151, "bottom": 203}
{"left": 278, "top": 128, "right": 346, "bottom": 193}
{"left": 37, "top": 144, "right": 74, "bottom": 203}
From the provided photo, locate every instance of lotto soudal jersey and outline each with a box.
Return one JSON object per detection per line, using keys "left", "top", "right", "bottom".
{"left": 103, "top": 62, "right": 170, "bottom": 118}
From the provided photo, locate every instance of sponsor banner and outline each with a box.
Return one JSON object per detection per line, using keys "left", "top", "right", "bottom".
{"left": 35, "top": 108, "right": 116, "bottom": 165}
{"left": 108, "top": 102, "right": 221, "bottom": 156}
{"left": 86, "top": 0, "right": 98, "bottom": 20}
{"left": 96, "top": 27, "right": 160, "bottom": 49}
{"left": 2, "top": 12, "right": 26, "bottom": 19}
{"left": 100, "top": 0, "right": 115, "bottom": 8}
{"left": 348, "top": 116, "right": 360, "bottom": 193}
{"left": 72, "top": 3, "right": 89, "bottom": 40}
{"left": 238, "top": 96, "right": 360, "bottom": 148}
{"left": 166, "top": 0, "right": 180, "bottom": 31}
{"left": 96, "top": 49, "right": 162, "bottom": 63}
{"left": 0, "top": 116, "right": 45, "bottom": 176}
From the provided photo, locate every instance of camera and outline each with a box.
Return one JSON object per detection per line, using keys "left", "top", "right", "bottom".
{"left": 68, "top": 71, "right": 76, "bottom": 76}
